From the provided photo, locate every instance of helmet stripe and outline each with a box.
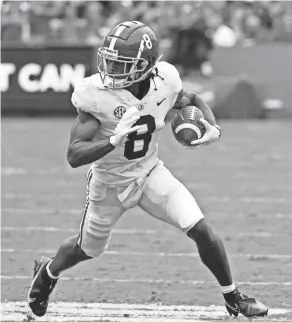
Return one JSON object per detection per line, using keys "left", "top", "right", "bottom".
{"left": 109, "top": 22, "right": 131, "bottom": 50}
{"left": 136, "top": 38, "right": 145, "bottom": 59}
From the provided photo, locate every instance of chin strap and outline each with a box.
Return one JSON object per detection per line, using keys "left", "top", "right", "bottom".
{"left": 150, "top": 66, "right": 165, "bottom": 91}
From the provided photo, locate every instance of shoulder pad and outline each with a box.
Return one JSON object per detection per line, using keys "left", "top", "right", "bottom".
{"left": 71, "top": 76, "right": 99, "bottom": 115}
{"left": 156, "top": 61, "right": 182, "bottom": 93}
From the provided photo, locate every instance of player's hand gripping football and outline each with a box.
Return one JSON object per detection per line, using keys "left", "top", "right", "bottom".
{"left": 189, "top": 119, "right": 221, "bottom": 148}
{"left": 110, "top": 107, "right": 142, "bottom": 147}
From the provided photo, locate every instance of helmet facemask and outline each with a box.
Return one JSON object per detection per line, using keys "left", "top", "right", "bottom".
{"left": 97, "top": 47, "right": 161, "bottom": 89}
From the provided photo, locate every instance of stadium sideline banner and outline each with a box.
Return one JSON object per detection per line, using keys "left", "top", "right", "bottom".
{"left": 1, "top": 45, "right": 94, "bottom": 114}
{"left": 1, "top": 43, "right": 292, "bottom": 117}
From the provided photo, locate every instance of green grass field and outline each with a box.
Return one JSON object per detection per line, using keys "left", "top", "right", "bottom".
{"left": 1, "top": 118, "right": 292, "bottom": 321}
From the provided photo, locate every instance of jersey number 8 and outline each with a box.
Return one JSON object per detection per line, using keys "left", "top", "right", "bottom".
{"left": 124, "top": 115, "right": 156, "bottom": 160}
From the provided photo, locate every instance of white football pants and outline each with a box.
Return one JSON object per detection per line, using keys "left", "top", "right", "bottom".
{"left": 77, "top": 162, "right": 204, "bottom": 257}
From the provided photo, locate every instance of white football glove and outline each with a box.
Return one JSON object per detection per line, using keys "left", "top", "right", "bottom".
{"left": 110, "top": 107, "right": 141, "bottom": 147}
{"left": 188, "top": 119, "right": 221, "bottom": 148}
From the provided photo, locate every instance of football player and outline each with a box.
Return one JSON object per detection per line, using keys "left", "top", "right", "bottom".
{"left": 28, "top": 21, "right": 268, "bottom": 319}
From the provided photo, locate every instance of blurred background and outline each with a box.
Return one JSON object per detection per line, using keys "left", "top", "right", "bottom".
{"left": 2, "top": 1, "right": 292, "bottom": 48}
{"left": 1, "top": 0, "right": 292, "bottom": 118}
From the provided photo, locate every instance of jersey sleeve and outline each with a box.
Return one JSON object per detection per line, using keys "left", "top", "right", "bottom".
{"left": 156, "top": 61, "right": 182, "bottom": 94}
{"left": 71, "top": 77, "right": 99, "bottom": 115}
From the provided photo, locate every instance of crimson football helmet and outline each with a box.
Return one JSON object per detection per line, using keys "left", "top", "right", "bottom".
{"left": 97, "top": 21, "right": 162, "bottom": 89}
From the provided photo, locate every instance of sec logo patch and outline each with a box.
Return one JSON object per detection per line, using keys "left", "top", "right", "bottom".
{"left": 114, "top": 106, "right": 126, "bottom": 119}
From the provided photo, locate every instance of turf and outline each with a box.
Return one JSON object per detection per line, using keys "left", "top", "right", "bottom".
{"left": 1, "top": 118, "right": 292, "bottom": 320}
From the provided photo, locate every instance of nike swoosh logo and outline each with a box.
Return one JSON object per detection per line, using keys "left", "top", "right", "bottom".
{"left": 28, "top": 297, "right": 36, "bottom": 303}
{"left": 157, "top": 98, "right": 166, "bottom": 106}
{"left": 226, "top": 302, "right": 240, "bottom": 313}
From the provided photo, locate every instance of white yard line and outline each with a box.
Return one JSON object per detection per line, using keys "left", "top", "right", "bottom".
{"left": 2, "top": 208, "right": 292, "bottom": 219}
{"left": 1, "top": 226, "right": 284, "bottom": 238}
{"left": 1, "top": 275, "right": 292, "bottom": 286}
{"left": 1, "top": 226, "right": 157, "bottom": 234}
{"left": 2, "top": 195, "right": 291, "bottom": 203}
{"left": 1, "top": 302, "right": 290, "bottom": 322}
{"left": 1, "top": 208, "right": 81, "bottom": 215}
{"left": 2, "top": 316, "right": 291, "bottom": 322}
{"left": 2, "top": 248, "right": 292, "bottom": 260}
{"left": 0, "top": 316, "right": 207, "bottom": 322}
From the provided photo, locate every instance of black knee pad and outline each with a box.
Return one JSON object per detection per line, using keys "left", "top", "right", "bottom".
{"left": 187, "top": 218, "right": 217, "bottom": 245}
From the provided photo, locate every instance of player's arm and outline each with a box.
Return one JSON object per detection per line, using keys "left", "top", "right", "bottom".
{"left": 172, "top": 89, "right": 221, "bottom": 147}
{"left": 67, "top": 108, "right": 141, "bottom": 168}
{"left": 67, "top": 110, "right": 115, "bottom": 168}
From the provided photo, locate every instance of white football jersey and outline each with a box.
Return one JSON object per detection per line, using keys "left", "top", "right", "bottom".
{"left": 71, "top": 61, "right": 182, "bottom": 185}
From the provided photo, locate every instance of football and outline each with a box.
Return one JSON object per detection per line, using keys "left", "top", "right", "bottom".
{"left": 171, "top": 106, "right": 206, "bottom": 146}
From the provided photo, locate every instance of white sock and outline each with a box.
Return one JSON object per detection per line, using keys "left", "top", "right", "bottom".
{"left": 221, "top": 283, "right": 236, "bottom": 294}
{"left": 46, "top": 260, "right": 60, "bottom": 280}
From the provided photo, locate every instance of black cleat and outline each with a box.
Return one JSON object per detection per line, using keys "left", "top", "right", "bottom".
{"left": 27, "top": 257, "right": 58, "bottom": 317}
{"left": 225, "top": 289, "right": 268, "bottom": 320}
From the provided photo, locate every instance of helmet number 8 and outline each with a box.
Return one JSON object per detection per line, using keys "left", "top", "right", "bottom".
{"left": 124, "top": 115, "right": 156, "bottom": 160}
{"left": 143, "top": 34, "right": 152, "bottom": 49}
